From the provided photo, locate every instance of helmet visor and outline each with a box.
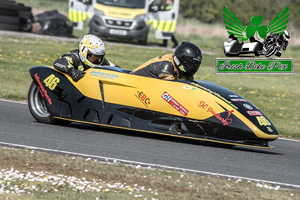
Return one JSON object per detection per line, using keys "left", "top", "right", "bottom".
{"left": 182, "top": 57, "right": 202, "bottom": 76}
{"left": 87, "top": 51, "right": 105, "bottom": 65}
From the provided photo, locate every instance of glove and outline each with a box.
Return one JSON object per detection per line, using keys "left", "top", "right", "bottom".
{"left": 69, "top": 68, "right": 86, "bottom": 82}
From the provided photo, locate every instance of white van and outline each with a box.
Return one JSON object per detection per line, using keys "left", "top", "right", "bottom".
{"left": 68, "top": 0, "right": 180, "bottom": 45}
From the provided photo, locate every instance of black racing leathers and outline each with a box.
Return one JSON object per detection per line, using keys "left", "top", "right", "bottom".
{"left": 131, "top": 54, "right": 193, "bottom": 81}
{"left": 53, "top": 49, "right": 113, "bottom": 81}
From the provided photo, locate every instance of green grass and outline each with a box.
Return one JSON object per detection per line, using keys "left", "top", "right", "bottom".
{"left": 1, "top": 146, "right": 300, "bottom": 200}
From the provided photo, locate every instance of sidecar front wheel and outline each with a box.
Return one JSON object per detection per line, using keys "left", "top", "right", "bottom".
{"left": 28, "top": 81, "right": 70, "bottom": 125}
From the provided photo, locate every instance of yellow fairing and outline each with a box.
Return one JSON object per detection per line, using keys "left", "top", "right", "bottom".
{"left": 94, "top": 4, "right": 146, "bottom": 19}
{"left": 61, "top": 67, "right": 277, "bottom": 141}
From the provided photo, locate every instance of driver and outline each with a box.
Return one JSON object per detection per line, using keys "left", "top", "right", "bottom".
{"left": 131, "top": 41, "right": 202, "bottom": 81}
{"left": 53, "top": 34, "right": 117, "bottom": 82}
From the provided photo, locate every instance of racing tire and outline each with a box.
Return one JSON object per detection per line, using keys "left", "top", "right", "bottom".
{"left": 28, "top": 82, "right": 70, "bottom": 125}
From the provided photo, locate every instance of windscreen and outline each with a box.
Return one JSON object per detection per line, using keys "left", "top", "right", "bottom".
{"left": 96, "top": 0, "right": 145, "bottom": 9}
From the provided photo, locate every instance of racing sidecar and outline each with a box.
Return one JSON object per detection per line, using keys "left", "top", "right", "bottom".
{"left": 224, "top": 39, "right": 261, "bottom": 57}
{"left": 28, "top": 65, "right": 278, "bottom": 149}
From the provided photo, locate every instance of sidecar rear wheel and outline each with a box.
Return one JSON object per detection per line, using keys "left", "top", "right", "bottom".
{"left": 28, "top": 81, "right": 70, "bottom": 125}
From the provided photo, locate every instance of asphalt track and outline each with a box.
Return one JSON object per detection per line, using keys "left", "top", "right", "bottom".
{"left": 1, "top": 99, "right": 300, "bottom": 188}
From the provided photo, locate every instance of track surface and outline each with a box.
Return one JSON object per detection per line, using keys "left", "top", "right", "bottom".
{"left": 1, "top": 99, "right": 300, "bottom": 187}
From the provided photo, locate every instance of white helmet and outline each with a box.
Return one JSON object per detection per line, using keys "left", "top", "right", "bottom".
{"left": 79, "top": 34, "right": 106, "bottom": 68}
{"left": 283, "top": 30, "right": 291, "bottom": 40}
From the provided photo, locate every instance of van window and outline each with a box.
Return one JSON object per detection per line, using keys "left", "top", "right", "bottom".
{"left": 152, "top": 0, "right": 174, "bottom": 11}
{"left": 96, "top": 0, "right": 145, "bottom": 9}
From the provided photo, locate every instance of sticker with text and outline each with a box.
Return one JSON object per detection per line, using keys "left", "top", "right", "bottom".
{"left": 162, "top": 92, "right": 189, "bottom": 117}
{"left": 198, "top": 100, "right": 234, "bottom": 126}
{"left": 246, "top": 111, "right": 263, "bottom": 116}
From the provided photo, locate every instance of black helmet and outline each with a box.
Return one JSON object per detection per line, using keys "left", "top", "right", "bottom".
{"left": 173, "top": 41, "right": 202, "bottom": 77}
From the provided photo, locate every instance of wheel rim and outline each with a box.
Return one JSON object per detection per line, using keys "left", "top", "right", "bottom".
{"left": 29, "top": 84, "right": 50, "bottom": 118}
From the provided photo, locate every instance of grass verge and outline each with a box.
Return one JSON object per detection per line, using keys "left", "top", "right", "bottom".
{"left": 1, "top": 146, "right": 300, "bottom": 199}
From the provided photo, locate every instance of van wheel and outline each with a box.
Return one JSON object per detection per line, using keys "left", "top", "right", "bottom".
{"left": 28, "top": 81, "right": 70, "bottom": 125}
{"left": 138, "top": 34, "right": 148, "bottom": 45}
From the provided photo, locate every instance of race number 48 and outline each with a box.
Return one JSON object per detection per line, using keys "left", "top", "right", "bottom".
{"left": 256, "top": 116, "right": 271, "bottom": 126}
{"left": 43, "top": 74, "right": 60, "bottom": 90}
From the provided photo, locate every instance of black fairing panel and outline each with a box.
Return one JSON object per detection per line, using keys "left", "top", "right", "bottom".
{"left": 193, "top": 81, "right": 278, "bottom": 136}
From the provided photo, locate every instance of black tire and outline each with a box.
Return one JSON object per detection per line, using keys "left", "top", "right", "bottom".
{"left": 28, "top": 81, "right": 71, "bottom": 125}
{"left": 0, "top": 22, "right": 20, "bottom": 31}
{"left": 0, "top": 15, "right": 20, "bottom": 24}
{"left": 0, "top": 9, "right": 19, "bottom": 16}
{"left": 0, "top": 2, "right": 31, "bottom": 12}
{"left": 138, "top": 34, "right": 148, "bottom": 45}
{"left": 138, "top": 29, "right": 148, "bottom": 45}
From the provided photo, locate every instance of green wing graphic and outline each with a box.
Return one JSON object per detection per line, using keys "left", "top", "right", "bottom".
{"left": 268, "top": 6, "right": 289, "bottom": 35}
{"left": 223, "top": 6, "right": 246, "bottom": 41}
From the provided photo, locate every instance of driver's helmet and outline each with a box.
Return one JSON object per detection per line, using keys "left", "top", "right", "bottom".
{"left": 78, "top": 34, "right": 106, "bottom": 68}
{"left": 283, "top": 30, "right": 291, "bottom": 41}
{"left": 173, "top": 41, "right": 202, "bottom": 77}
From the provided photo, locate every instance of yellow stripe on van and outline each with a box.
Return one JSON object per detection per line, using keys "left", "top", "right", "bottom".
{"left": 87, "top": 13, "right": 92, "bottom": 19}
{"left": 82, "top": 12, "right": 87, "bottom": 21}
{"left": 72, "top": 10, "right": 77, "bottom": 22}
{"left": 69, "top": 9, "right": 73, "bottom": 21}
{"left": 163, "top": 20, "right": 172, "bottom": 32}
{"left": 170, "top": 20, "right": 177, "bottom": 32}
{"left": 157, "top": 20, "right": 165, "bottom": 32}
{"left": 152, "top": 20, "right": 158, "bottom": 29}
{"left": 78, "top": 10, "right": 83, "bottom": 23}
{"left": 68, "top": 9, "right": 92, "bottom": 23}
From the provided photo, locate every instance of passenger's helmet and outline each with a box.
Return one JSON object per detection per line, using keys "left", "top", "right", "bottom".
{"left": 79, "top": 34, "right": 106, "bottom": 68}
{"left": 283, "top": 30, "right": 291, "bottom": 40}
{"left": 173, "top": 41, "right": 202, "bottom": 77}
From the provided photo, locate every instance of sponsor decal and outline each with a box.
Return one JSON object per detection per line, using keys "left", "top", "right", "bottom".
{"left": 256, "top": 116, "right": 271, "bottom": 126}
{"left": 243, "top": 103, "right": 253, "bottom": 110}
{"left": 90, "top": 70, "right": 119, "bottom": 80}
{"left": 198, "top": 100, "right": 234, "bottom": 126}
{"left": 183, "top": 85, "right": 196, "bottom": 90}
{"left": 266, "top": 126, "right": 274, "bottom": 132}
{"left": 34, "top": 73, "right": 52, "bottom": 105}
{"left": 135, "top": 91, "right": 151, "bottom": 108}
{"left": 162, "top": 92, "right": 189, "bottom": 117}
{"left": 231, "top": 99, "right": 247, "bottom": 102}
{"left": 246, "top": 110, "right": 263, "bottom": 116}
{"left": 190, "top": 82, "right": 238, "bottom": 110}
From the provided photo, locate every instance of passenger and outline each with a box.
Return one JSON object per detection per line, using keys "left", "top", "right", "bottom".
{"left": 132, "top": 41, "right": 202, "bottom": 81}
{"left": 53, "top": 34, "right": 117, "bottom": 82}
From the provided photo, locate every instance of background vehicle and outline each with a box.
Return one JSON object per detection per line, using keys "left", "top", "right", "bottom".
{"left": 28, "top": 65, "right": 278, "bottom": 149}
{"left": 68, "top": 0, "right": 180, "bottom": 45}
